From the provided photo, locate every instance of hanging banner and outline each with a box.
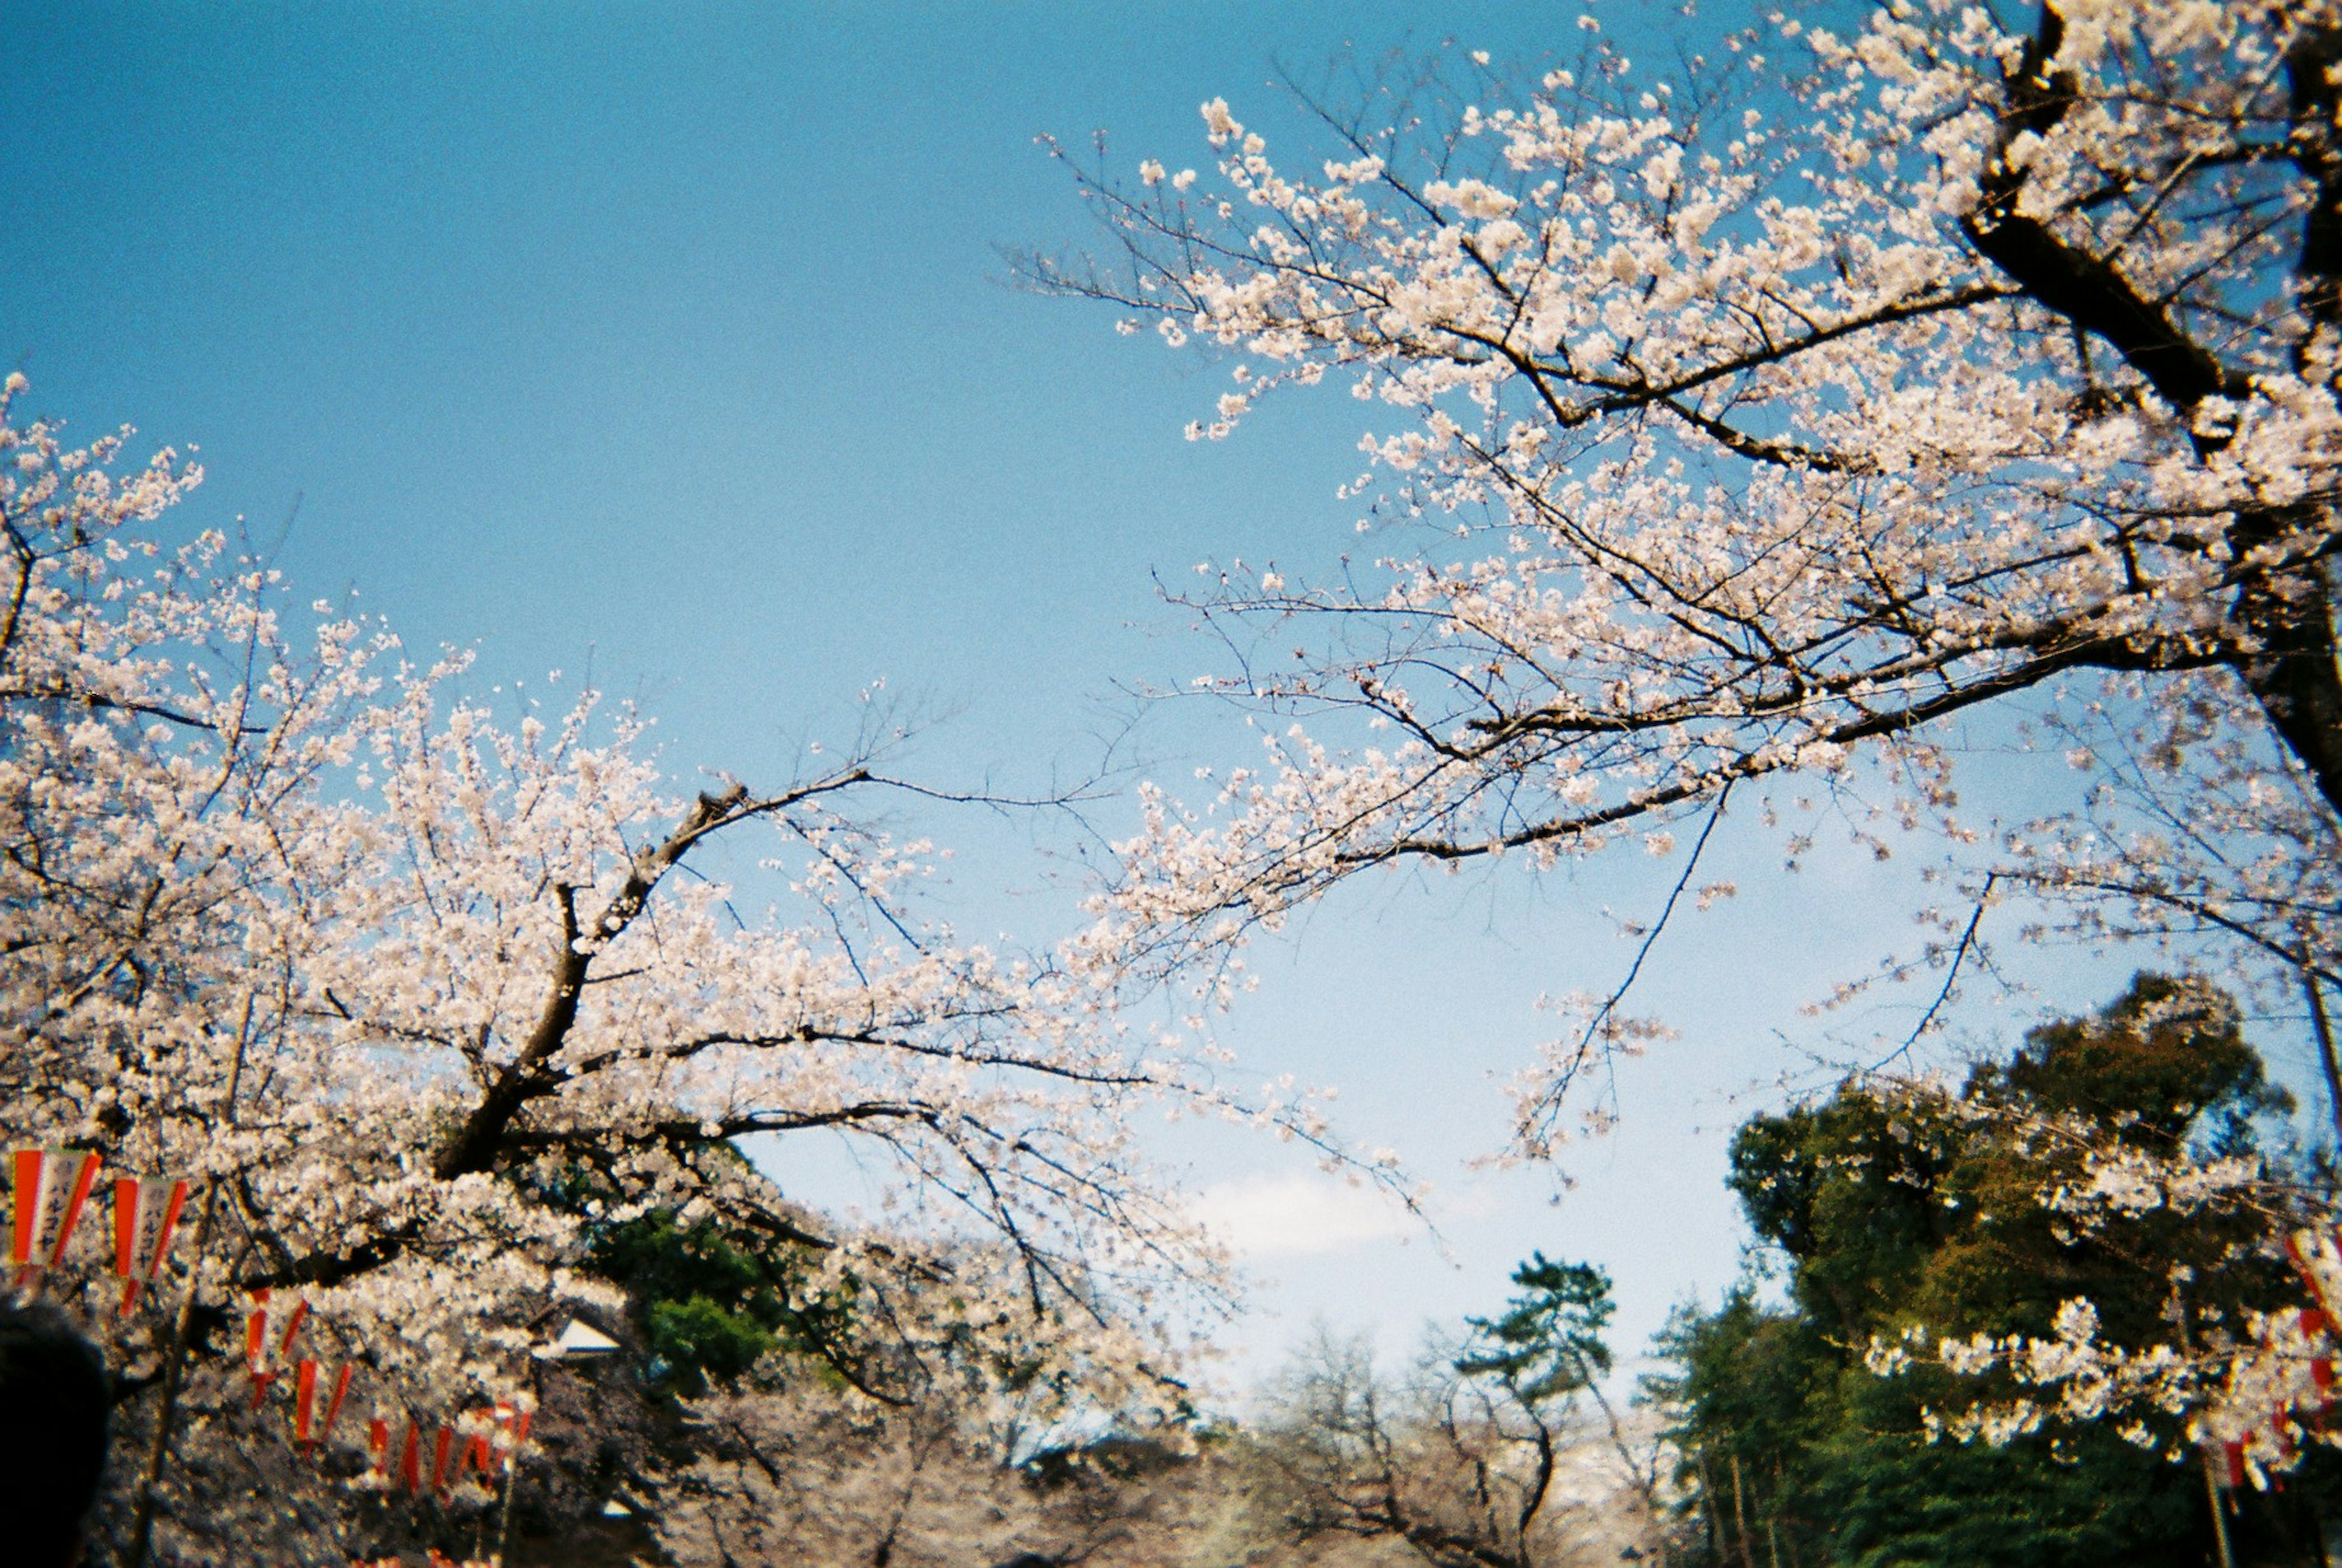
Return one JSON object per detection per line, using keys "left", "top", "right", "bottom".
{"left": 320, "top": 1363, "right": 356, "bottom": 1449}
{"left": 245, "top": 1289, "right": 309, "bottom": 1405}
{"left": 489, "top": 1400, "right": 528, "bottom": 1473}
{"left": 399, "top": 1422, "right": 424, "bottom": 1496}
{"left": 246, "top": 1294, "right": 274, "bottom": 1405}
{"left": 493, "top": 1399, "right": 534, "bottom": 1473}
{"left": 292, "top": 1361, "right": 353, "bottom": 1448}
{"left": 277, "top": 1297, "right": 309, "bottom": 1358}
{"left": 368, "top": 1417, "right": 392, "bottom": 1480}
{"left": 2287, "top": 1229, "right": 2342, "bottom": 1319}
{"left": 431, "top": 1426, "right": 455, "bottom": 1497}
{"left": 10, "top": 1148, "right": 102, "bottom": 1288}
{"left": 110, "top": 1176, "right": 189, "bottom": 1314}
{"left": 2296, "top": 1308, "right": 2336, "bottom": 1408}
{"left": 293, "top": 1359, "right": 318, "bottom": 1443}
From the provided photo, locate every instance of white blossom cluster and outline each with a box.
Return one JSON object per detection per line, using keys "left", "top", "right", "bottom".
{"left": 0, "top": 377, "right": 1350, "bottom": 1481}
{"left": 1034, "top": 0, "right": 2342, "bottom": 1445}
{"left": 1874, "top": 1267, "right": 2342, "bottom": 1486}
{"left": 1041, "top": 0, "right": 2342, "bottom": 1137}
{"left": 1855, "top": 1076, "right": 2327, "bottom": 1474}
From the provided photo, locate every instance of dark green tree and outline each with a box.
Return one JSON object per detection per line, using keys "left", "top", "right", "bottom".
{"left": 526, "top": 1152, "right": 875, "bottom": 1401}
{"left": 1458, "top": 1253, "right": 1615, "bottom": 1403}
{"left": 1652, "top": 974, "right": 2332, "bottom": 1568}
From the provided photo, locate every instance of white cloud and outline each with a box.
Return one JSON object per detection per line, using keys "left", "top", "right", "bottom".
{"left": 1191, "top": 1172, "right": 1419, "bottom": 1258}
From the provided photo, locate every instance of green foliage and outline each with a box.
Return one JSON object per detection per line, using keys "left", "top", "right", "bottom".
{"left": 643, "top": 1296, "right": 775, "bottom": 1391}
{"left": 515, "top": 1154, "right": 856, "bottom": 1397}
{"left": 583, "top": 1207, "right": 862, "bottom": 1397}
{"left": 1653, "top": 973, "right": 2327, "bottom": 1568}
{"left": 1979, "top": 973, "right": 2290, "bottom": 1150}
{"left": 515, "top": 1149, "right": 889, "bottom": 1397}
{"left": 1457, "top": 1253, "right": 1614, "bottom": 1406}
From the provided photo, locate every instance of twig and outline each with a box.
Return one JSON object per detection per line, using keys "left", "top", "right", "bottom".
{"left": 1521, "top": 782, "right": 1732, "bottom": 1150}
{"left": 1874, "top": 873, "right": 1997, "bottom": 1072}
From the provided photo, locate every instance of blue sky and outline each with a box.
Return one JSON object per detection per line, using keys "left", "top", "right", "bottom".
{"left": 6, "top": 0, "right": 2282, "bottom": 1397}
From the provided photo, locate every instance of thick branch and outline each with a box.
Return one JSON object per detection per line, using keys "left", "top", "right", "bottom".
{"left": 430, "top": 783, "right": 765, "bottom": 1180}
{"left": 1959, "top": 7, "right": 2244, "bottom": 415}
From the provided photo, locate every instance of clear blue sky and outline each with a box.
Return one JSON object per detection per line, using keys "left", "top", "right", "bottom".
{"left": 6, "top": 0, "right": 2277, "bottom": 1396}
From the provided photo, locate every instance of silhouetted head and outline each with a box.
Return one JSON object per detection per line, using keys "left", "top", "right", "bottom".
{"left": 0, "top": 1298, "right": 110, "bottom": 1567}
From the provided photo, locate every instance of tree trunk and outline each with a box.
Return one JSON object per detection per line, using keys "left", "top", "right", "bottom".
{"left": 2203, "top": 1444, "right": 2238, "bottom": 1568}
{"left": 1730, "top": 1454, "right": 1757, "bottom": 1568}
{"left": 1697, "top": 1450, "right": 1727, "bottom": 1563}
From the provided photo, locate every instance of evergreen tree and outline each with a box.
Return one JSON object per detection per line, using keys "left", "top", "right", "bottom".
{"left": 1652, "top": 975, "right": 2333, "bottom": 1567}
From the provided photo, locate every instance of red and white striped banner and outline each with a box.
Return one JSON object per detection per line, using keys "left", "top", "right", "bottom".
{"left": 2286, "top": 1228, "right": 2342, "bottom": 1316}
{"left": 357, "top": 1400, "right": 525, "bottom": 1502}
{"left": 323, "top": 1362, "right": 356, "bottom": 1447}
{"left": 245, "top": 1289, "right": 309, "bottom": 1405}
{"left": 457, "top": 1407, "right": 510, "bottom": 1491}
{"left": 9, "top": 1147, "right": 102, "bottom": 1288}
{"left": 2299, "top": 1308, "right": 2336, "bottom": 1406}
{"left": 110, "top": 1176, "right": 188, "bottom": 1314}
{"left": 490, "top": 1399, "right": 532, "bottom": 1472}
{"left": 398, "top": 1422, "right": 424, "bottom": 1496}
{"left": 293, "top": 1359, "right": 357, "bottom": 1448}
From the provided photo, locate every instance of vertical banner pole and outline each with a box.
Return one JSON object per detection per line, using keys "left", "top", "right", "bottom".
{"left": 123, "top": 1176, "right": 221, "bottom": 1568}
{"left": 127, "top": 990, "right": 254, "bottom": 1568}
{"left": 493, "top": 1363, "right": 539, "bottom": 1568}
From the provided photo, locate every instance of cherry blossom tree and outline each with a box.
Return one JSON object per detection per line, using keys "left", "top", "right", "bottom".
{"left": 0, "top": 378, "right": 1343, "bottom": 1561}
{"left": 1031, "top": 0, "right": 2342, "bottom": 1482}
{"left": 1036, "top": 0, "right": 2342, "bottom": 1135}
